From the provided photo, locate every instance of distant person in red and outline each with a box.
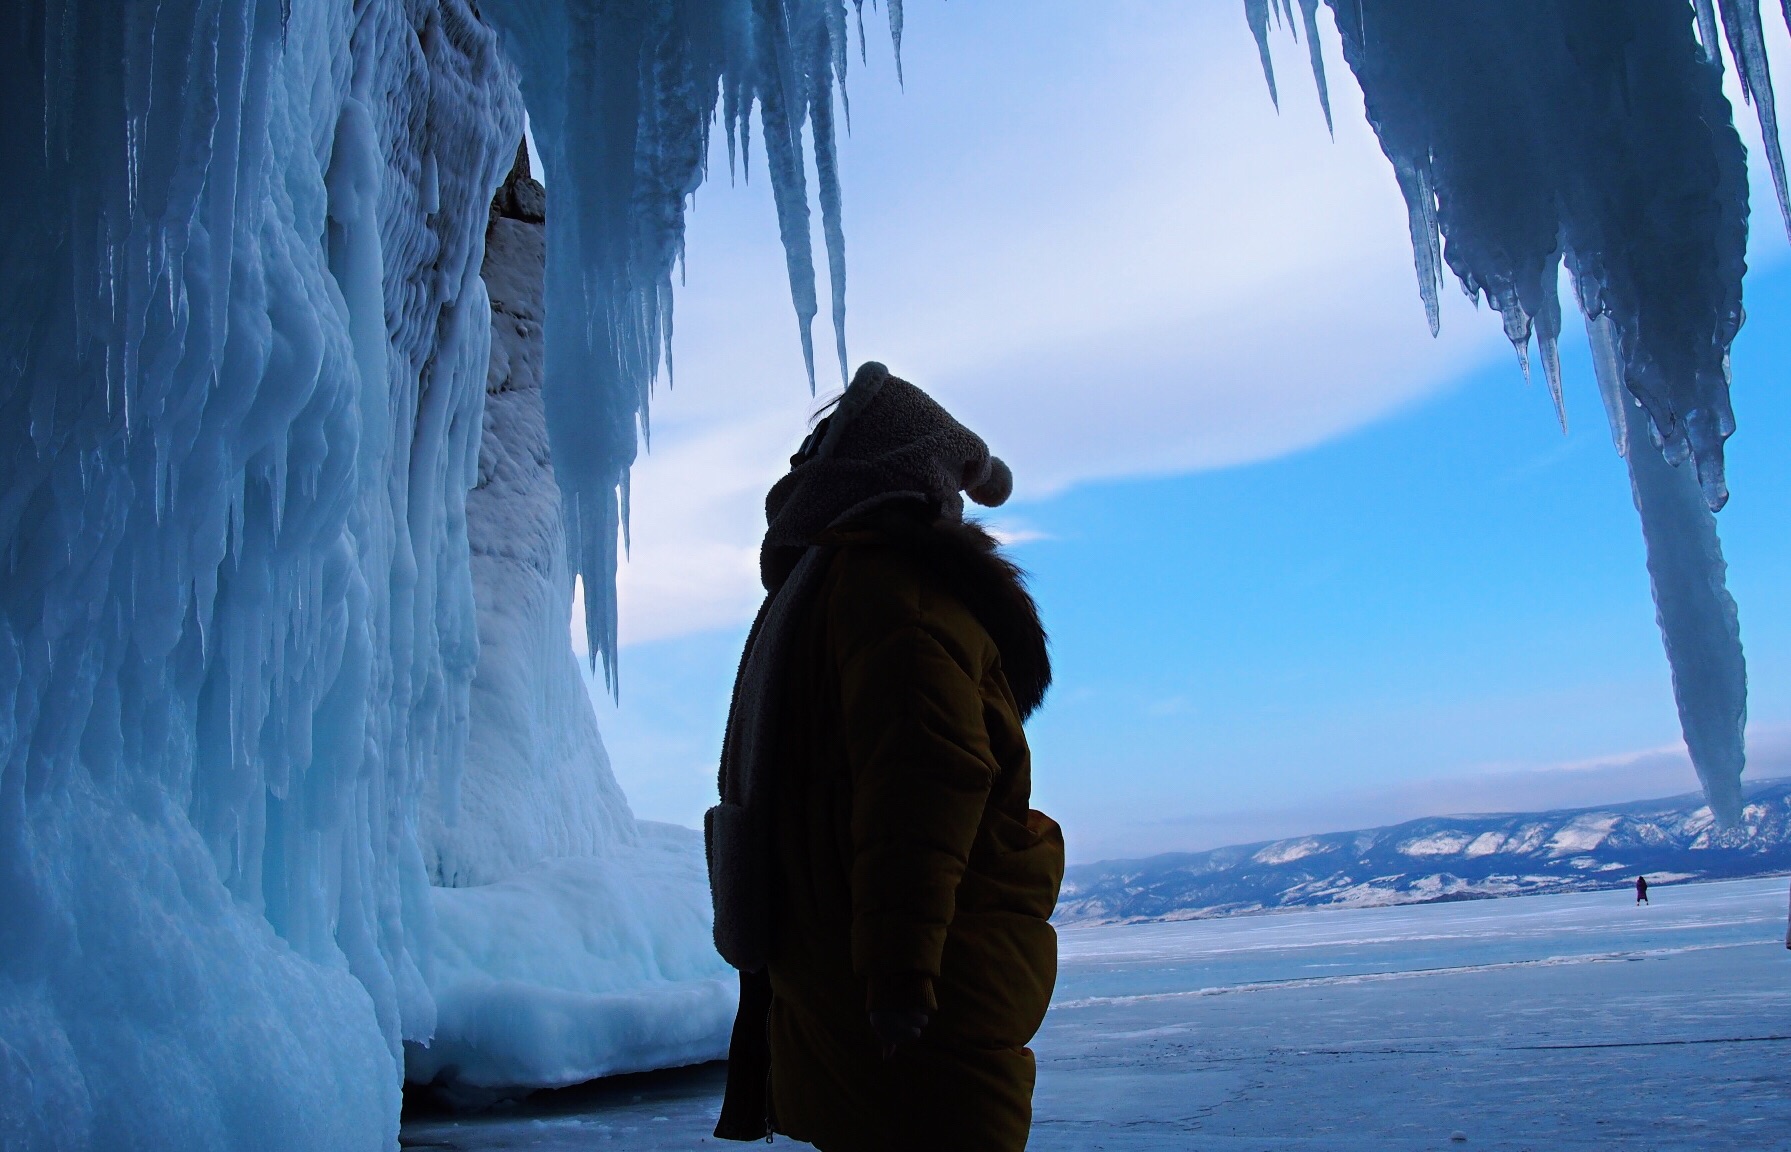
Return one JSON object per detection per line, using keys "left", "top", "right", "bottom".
{"left": 1636, "top": 875, "right": 1649, "bottom": 904}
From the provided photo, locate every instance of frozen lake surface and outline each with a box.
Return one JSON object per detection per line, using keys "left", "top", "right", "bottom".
{"left": 401, "top": 875, "right": 1791, "bottom": 1150}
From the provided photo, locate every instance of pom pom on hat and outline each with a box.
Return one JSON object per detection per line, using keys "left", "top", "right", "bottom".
{"left": 966, "top": 456, "right": 1013, "bottom": 508}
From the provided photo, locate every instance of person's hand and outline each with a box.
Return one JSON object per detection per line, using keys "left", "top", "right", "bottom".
{"left": 868, "top": 1008, "right": 929, "bottom": 1059}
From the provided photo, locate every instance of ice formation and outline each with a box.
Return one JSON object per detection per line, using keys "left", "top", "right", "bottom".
{"left": 481, "top": 0, "right": 895, "bottom": 685}
{"left": 1, "top": 0, "right": 883, "bottom": 1144}
{"left": 1251, "top": 1, "right": 1769, "bottom": 821}
{"left": 416, "top": 824, "right": 733, "bottom": 1092}
{"left": 1589, "top": 317, "right": 1748, "bottom": 826}
{"left": 1, "top": 1, "right": 521, "bottom": 1146}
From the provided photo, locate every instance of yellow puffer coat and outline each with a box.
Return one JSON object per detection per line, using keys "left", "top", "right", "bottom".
{"left": 718, "top": 507, "right": 1062, "bottom": 1151}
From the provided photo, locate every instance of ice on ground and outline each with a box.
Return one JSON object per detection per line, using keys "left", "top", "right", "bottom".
{"left": 405, "top": 875, "right": 1791, "bottom": 1150}
{"left": 411, "top": 824, "right": 733, "bottom": 1092}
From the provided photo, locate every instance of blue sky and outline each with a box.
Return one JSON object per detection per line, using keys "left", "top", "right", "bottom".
{"left": 576, "top": 2, "right": 1791, "bottom": 861}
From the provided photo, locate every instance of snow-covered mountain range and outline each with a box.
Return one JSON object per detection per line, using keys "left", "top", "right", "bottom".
{"left": 1056, "top": 778, "right": 1791, "bottom": 925}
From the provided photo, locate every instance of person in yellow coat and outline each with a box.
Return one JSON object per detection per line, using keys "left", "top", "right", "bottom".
{"left": 708, "top": 363, "right": 1063, "bottom": 1151}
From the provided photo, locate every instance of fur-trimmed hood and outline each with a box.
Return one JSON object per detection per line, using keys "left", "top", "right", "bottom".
{"left": 823, "top": 501, "right": 1051, "bottom": 720}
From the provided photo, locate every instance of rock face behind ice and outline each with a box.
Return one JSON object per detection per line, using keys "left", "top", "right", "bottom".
{"left": 1056, "top": 779, "right": 1791, "bottom": 925}
{"left": 405, "top": 151, "right": 732, "bottom": 1096}
{"left": 420, "top": 150, "right": 636, "bottom": 887}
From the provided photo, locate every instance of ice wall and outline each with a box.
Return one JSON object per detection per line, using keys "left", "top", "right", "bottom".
{"left": 1250, "top": 0, "right": 1764, "bottom": 820}
{"left": 481, "top": 0, "right": 897, "bottom": 685}
{"left": 0, "top": 0, "right": 520, "bottom": 1146}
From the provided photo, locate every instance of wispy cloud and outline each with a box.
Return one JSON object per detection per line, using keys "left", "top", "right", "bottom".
{"left": 597, "top": 1, "right": 1791, "bottom": 650}
{"left": 606, "top": 3, "right": 1502, "bottom": 647}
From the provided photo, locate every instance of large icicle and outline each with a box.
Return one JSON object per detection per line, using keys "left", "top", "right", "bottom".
{"left": 1308, "top": 0, "right": 1750, "bottom": 509}
{"left": 1717, "top": 0, "right": 1791, "bottom": 236}
{"left": 483, "top": 0, "right": 866, "bottom": 685}
{"left": 1589, "top": 317, "right": 1747, "bottom": 824}
{"left": 1259, "top": 1, "right": 1758, "bottom": 819}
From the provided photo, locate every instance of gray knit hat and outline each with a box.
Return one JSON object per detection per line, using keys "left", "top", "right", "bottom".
{"left": 760, "top": 362, "right": 1013, "bottom": 587}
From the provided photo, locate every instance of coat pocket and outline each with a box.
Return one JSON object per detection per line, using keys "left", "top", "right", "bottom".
{"left": 706, "top": 801, "right": 770, "bottom": 972}
{"left": 932, "top": 910, "right": 1058, "bottom": 1048}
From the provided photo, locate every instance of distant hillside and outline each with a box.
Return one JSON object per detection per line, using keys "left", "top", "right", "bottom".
{"left": 1056, "top": 778, "right": 1791, "bottom": 925}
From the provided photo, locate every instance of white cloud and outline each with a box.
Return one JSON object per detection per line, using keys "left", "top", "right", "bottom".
{"left": 608, "top": 3, "right": 1510, "bottom": 645}
{"left": 604, "top": 1, "right": 1791, "bottom": 648}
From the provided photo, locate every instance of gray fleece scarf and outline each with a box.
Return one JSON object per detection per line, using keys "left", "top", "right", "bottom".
{"left": 705, "top": 362, "right": 1013, "bottom": 972}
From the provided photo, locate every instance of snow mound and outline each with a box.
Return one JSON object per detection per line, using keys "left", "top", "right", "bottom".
{"left": 409, "top": 824, "right": 734, "bottom": 1091}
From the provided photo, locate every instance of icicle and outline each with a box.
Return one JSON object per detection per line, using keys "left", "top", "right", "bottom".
{"left": 808, "top": 4, "right": 851, "bottom": 386}
{"left": 1718, "top": 0, "right": 1791, "bottom": 234}
{"left": 825, "top": 0, "right": 851, "bottom": 131}
{"left": 481, "top": 0, "right": 888, "bottom": 678}
{"left": 1588, "top": 314, "right": 1630, "bottom": 458}
{"left": 1626, "top": 381, "right": 1748, "bottom": 821}
{"left": 1245, "top": 0, "right": 1280, "bottom": 110}
{"left": 1297, "top": 0, "right": 1333, "bottom": 136}
{"left": 1537, "top": 328, "right": 1566, "bottom": 432}
{"left": 1584, "top": 313, "right": 1746, "bottom": 822}
{"left": 1391, "top": 159, "right": 1441, "bottom": 337}
{"left": 752, "top": 0, "right": 823, "bottom": 392}
{"left": 888, "top": 0, "right": 905, "bottom": 87}
{"left": 1533, "top": 254, "right": 1568, "bottom": 432}
{"left": 1696, "top": 0, "right": 1723, "bottom": 65}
